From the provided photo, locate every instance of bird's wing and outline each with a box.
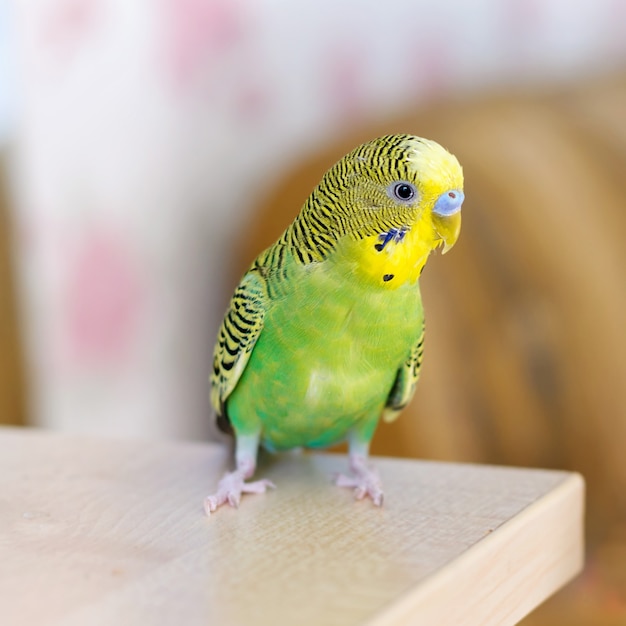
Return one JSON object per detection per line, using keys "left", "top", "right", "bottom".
{"left": 382, "top": 320, "right": 425, "bottom": 423}
{"left": 211, "top": 269, "right": 268, "bottom": 427}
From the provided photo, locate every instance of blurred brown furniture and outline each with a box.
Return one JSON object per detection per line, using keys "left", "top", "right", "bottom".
{"left": 0, "top": 155, "right": 27, "bottom": 426}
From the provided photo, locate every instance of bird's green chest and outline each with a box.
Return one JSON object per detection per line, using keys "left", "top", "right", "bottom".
{"left": 226, "top": 259, "right": 424, "bottom": 451}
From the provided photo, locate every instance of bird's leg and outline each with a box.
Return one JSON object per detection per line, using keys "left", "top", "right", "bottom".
{"left": 335, "top": 427, "right": 384, "bottom": 506}
{"left": 204, "top": 432, "right": 275, "bottom": 515}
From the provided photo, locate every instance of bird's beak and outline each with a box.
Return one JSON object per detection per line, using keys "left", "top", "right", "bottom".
{"left": 433, "top": 211, "right": 462, "bottom": 254}
{"left": 432, "top": 190, "right": 463, "bottom": 254}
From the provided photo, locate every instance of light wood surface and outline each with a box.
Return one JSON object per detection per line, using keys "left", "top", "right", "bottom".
{"left": 0, "top": 427, "right": 584, "bottom": 626}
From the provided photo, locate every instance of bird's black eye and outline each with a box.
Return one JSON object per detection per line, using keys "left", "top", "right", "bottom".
{"left": 393, "top": 183, "right": 416, "bottom": 202}
{"left": 385, "top": 180, "right": 418, "bottom": 205}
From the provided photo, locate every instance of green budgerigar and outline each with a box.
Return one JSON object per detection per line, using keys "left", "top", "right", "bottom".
{"left": 205, "top": 134, "right": 463, "bottom": 514}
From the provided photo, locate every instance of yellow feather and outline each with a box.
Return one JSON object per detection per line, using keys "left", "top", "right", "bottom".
{"left": 344, "top": 220, "right": 439, "bottom": 289}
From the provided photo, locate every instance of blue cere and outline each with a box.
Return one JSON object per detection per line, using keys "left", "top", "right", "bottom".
{"left": 432, "top": 190, "right": 464, "bottom": 217}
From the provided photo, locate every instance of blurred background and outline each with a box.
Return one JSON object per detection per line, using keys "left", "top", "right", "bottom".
{"left": 1, "top": 1, "right": 625, "bottom": 624}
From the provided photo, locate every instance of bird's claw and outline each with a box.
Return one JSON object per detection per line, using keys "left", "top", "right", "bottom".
{"left": 204, "top": 472, "right": 275, "bottom": 515}
{"left": 335, "top": 465, "right": 384, "bottom": 506}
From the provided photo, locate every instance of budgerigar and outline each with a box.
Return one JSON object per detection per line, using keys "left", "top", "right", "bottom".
{"left": 205, "top": 134, "right": 463, "bottom": 514}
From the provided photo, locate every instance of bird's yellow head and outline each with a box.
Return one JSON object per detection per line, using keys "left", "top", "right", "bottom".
{"left": 288, "top": 134, "right": 464, "bottom": 287}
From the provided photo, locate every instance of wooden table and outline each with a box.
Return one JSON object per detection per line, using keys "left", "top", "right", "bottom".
{"left": 0, "top": 427, "right": 584, "bottom": 626}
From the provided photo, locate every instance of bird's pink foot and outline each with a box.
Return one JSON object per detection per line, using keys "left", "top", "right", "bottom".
{"left": 204, "top": 470, "right": 275, "bottom": 515}
{"left": 335, "top": 455, "right": 384, "bottom": 506}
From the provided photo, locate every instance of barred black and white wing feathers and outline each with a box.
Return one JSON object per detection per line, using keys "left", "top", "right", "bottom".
{"left": 211, "top": 270, "right": 268, "bottom": 428}
{"left": 383, "top": 320, "right": 425, "bottom": 422}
